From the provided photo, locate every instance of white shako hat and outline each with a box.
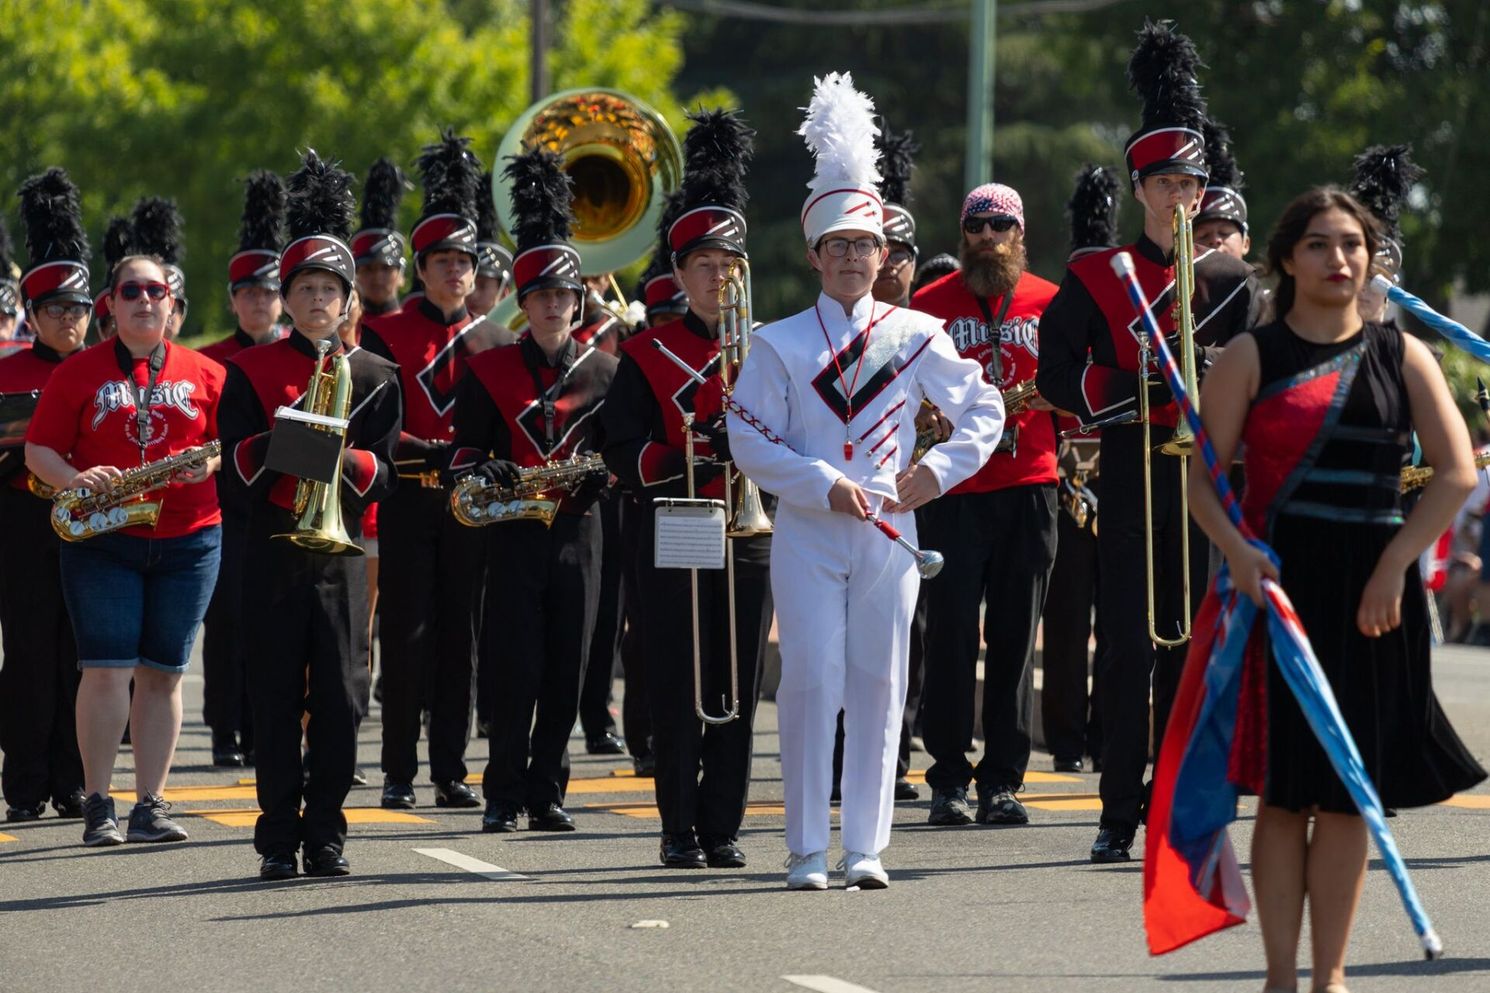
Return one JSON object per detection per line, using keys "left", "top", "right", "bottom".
{"left": 798, "top": 72, "right": 884, "bottom": 246}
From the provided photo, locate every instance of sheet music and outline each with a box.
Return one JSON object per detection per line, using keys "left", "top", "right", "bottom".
{"left": 654, "top": 500, "right": 726, "bottom": 570}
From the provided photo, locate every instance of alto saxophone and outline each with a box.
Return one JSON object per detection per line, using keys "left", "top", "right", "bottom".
{"left": 1400, "top": 452, "right": 1490, "bottom": 493}
{"left": 449, "top": 452, "right": 607, "bottom": 527}
{"left": 51, "top": 441, "right": 221, "bottom": 542}
{"left": 911, "top": 380, "right": 1040, "bottom": 464}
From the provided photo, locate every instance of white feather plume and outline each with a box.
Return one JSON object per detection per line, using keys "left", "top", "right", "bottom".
{"left": 798, "top": 71, "right": 882, "bottom": 192}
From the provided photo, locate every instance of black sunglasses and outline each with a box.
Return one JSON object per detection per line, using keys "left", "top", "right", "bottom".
{"left": 963, "top": 215, "right": 1019, "bottom": 235}
{"left": 117, "top": 281, "right": 170, "bottom": 302}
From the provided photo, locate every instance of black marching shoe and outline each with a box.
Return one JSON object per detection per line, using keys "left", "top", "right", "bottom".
{"left": 481, "top": 801, "right": 521, "bottom": 833}
{"left": 700, "top": 837, "right": 747, "bottom": 868}
{"left": 977, "top": 785, "right": 1030, "bottom": 825}
{"left": 1090, "top": 825, "right": 1136, "bottom": 864}
{"left": 434, "top": 780, "right": 481, "bottom": 808}
{"left": 893, "top": 778, "right": 920, "bottom": 802}
{"left": 632, "top": 754, "right": 656, "bottom": 778}
{"left": 303, "top": 845, "right": 351, "bottom": 877}
{"left": 528, "top": 803, "right": 576, "bottom": 832}
{"left": 5, "top": 801, "right": 47, "bottom": 823}
{"left": 53, "top": 789, "right": 86, "bottom": 819}
{"left": 259, "top": 851, "right": 298, "bottom": 881}
{"left": 927, "top": 786, "right": 975, "bottom": 826}
{"left": 659, "top": 833, "right": 707, "bottom": 869}
{"left": 1052, "top": 757, "right": 1084, "bottom": 774}
{"left": 211, "top": 730, "right": 245, "bottom": 768}
{"left": 585, "top": 731, "right": 626, "bottom": 755}
{"left": 380, "top": 779, "right": 416, "bottom": 810}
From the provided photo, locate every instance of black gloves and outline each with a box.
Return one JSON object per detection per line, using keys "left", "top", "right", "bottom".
{"left": 697, "top": 413, "right": 732, "bottom": 464}
{"left": 572, "top": 467, "right": 612, "bottom": 502}
{"left": 476, "top": 459, "right": 522, "bottom": 488}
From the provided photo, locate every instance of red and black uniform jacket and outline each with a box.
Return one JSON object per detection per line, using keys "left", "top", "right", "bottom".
{"left": 218, "top": 330, "right": 400, "bottom": 528}
{"left": 449, "top": 333, "right": 617, "bottom": 517}
{"left": 360, "top": 297, "right": 516, "bottom": 473}
{"left": 573, "top": 312, "right": 622, "bottom": 356}
{"left": 0, "top": 340, "right": 74, "bottom": 490}
{"left": 197, "top": 326, "right": 282, "bottom": 365}
{"left": 1036, "top": 234, "right": 1260, "bottom": 428}
{"left": 913, "top": 269, "right": 1060, "bottom": 493}
{"left": 602, "top": 310, "right": 728, "bottom": 500}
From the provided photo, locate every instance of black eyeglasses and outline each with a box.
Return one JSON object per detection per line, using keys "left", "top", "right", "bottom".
{"left": 42, "top": 302, "right": 90, "bottom": 320}
{"left": 820, "top": 237, "right": 882, "bottom": 259}
{"left": 963, "top": 215, "right": 1019, "bottom": 235}
{"left": 117, "top": 281, "right": 170, "bottom": 301}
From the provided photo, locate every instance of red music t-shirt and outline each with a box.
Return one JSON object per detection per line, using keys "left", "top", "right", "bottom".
{"left": 27, "top": 338, "right": 226, "bottom": 538}
{"left": 912, "top": 269, "right": 1059, "bottom": 493}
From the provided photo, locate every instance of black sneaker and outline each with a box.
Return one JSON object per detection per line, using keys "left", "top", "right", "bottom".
{"left": 976, "top": 785, "right": 1030, "bottom": 825}
{"left": 5, "top": 801, "right": 47, "bottom": 823}
{"left": 53, "top": 789, "right": 86, "bottom": 819}
{"left": 927, "top": 786, "right": 975, "bottom": 826}
{"left": 126, "top": 792, "right": 189, "bottom": 843}
{"left": 380, "top": 779, "right": 416, "bottom": 810}
{"left": 81, "top": 793, "right": 124, "bottom": 847}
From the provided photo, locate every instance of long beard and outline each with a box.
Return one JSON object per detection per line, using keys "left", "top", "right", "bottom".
{"left": 961, "top": 240, "right": 1026, "bottom": 299}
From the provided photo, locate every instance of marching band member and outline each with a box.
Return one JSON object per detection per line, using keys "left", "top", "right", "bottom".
{"left": 26, "top": 169, "right": 226, "bottom": 849}
{"left": 0, "top": 224, "right": 21, "bottom": 343}
{"left": 128, "top": 198, "right": 189, "bottom": 340}
{"left": 913, "top": 180, "right": 1059, "bottom": 828}
{"left": 1036, "top": 21, "right": 1261, "bottom": 863}
{"left": 360, "top": 131, "right": 512, "bottom": 812}
{"left": 1349, "top": 144, "right": 1421, "bottom": 326}
{"left": 218, "top": 151, "right": 401, "bottom": 879}
{"left": 601, "top": 109, "right": 772, "bottom": 869}
{"left": 467, "top": 171, "right": 514, "bottom": 319}
{"left": 1039, "top": 164, "right": 1122, "bottom": 775}
{"left": 91, "top": 217, "right": 133, "bottom": 341}
{"left": 0, "top": 185, "right": 88, "bottom": 824}
{"left": 451, "top": 147, "right": 614, "bottom": 834}
{"left": 729, "top": 74, "right": 1002, "bottom": 889}
{"left": 1194, "top": 119, "right": 1251, "bottom": 261}
{"left": 198, "top": 171, "right": 289, "bottom": 769}
{"left": 352, "top": 158, "right": 409, "bottom": 319}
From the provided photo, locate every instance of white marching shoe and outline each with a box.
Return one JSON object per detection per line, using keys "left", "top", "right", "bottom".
{"left": 840, "top": 850, "right": 889, "bottom": 889}
{"left": 785, "top": 850, "right": 829, "bottom": 890}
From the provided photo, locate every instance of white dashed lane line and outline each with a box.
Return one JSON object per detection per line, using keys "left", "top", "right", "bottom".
{"left": 782, "top": 975, "right": 884, "bottom": 993}
{"left": 413, "top": 847, "right": 529, "bottom": 881}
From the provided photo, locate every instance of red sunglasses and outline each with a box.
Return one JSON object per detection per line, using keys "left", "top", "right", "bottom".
{"left": 117, "top": 281, "right": 170, "bottom": 302}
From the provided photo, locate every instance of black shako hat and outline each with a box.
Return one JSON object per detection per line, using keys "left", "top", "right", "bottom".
{"left": 1123, "top": 20, "right": 1210, "bottom": 189}
{"left": 877, "top": 124, "right": 919, "bottom": 253}
{"left": 17, "top": 168, "right": 91, "bottom": 308}
{"left": 1066, "top": 164, "right": 1121, "bottom": 263}
{"left": 668, "top": 108, "right": 753, "bottom": 261}
{"left": 280, "top": 150, "right": 358, "bottom": 295}
{"left": 412, "top": 128, "right": 482, "bottom": 262}
{"left": 352, "top": 158, "right": 408, "bottom": 269}
{"left": 1196, "top": 118, "right": 1248, "bottom": 234}
{"left": 505, "top": 147, "right": 581, "bottom": 302}
{"left": 1349, "top": 143, "right": 1423, "bottom": 281}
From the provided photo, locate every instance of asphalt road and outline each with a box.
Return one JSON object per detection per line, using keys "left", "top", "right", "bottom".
{"left": 0, "top": 646, "right": 1486, "bottom": 993}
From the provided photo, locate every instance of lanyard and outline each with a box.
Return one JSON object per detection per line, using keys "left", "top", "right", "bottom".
{"left": 114, "top": 339, "right": 166, "bottom": 467}
{"left": 973, "top": 291, "right": 1015, "bottom": 385}
{"left": 816, "top": 301, "right": 891, "bottom": 460}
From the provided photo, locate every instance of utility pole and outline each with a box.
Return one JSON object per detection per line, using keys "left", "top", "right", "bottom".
{"left": 964, "top": 0, "right": 996, "bottom": 192}
{"left": 531, "top": 0, "right": 550, "bottom": 104}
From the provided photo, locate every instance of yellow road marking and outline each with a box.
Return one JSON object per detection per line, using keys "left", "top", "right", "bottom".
{"left": 0, "top": 832, "right": 17, "bottom": 843}
{"left": 182, "top": 807, "right": 435, "bottom": 828}
{"left": 462, "top": 775, "right": 655, "bottom": 795}
{"left": 110, "top": 785, "right": 259, "bottom": 802}
{"left": 900, "top": 770, "right": 1082, "bottom": 785}
{"left": 585, "top": 800, "right": 800, "bottom": 819}
{"left": 1440, "top": 794, "right": 1490, "bottom": 810}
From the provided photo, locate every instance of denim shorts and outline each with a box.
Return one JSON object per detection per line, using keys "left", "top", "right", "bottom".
{"left": 59, "top": 526, "right": 222, "bottom": 673}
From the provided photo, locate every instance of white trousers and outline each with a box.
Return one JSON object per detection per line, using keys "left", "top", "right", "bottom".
{"left": 772, "top": 502, "right": 919, "bottom": 857}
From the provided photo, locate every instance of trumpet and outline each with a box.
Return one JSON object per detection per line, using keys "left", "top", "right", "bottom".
{"left": 1401, "top": 452, "right": 1490, "bottom": 492}
{"left": 449, "top": 453, "right": 607, "bottom": 527}
{"left": 51, "top": 441, "right": 221, "bottom": 542}
{"left": 273, "top": 338, "right": 362, "bottom": 556}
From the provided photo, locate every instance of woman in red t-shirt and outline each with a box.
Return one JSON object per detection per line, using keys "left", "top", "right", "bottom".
{"left": 26, "top": 254, "right": 225, "bottom": 849}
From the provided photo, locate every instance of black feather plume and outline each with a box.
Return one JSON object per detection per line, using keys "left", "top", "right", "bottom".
{"left": 877, "top": 126, "right": 919, "bottom": 207}
{"left": 286, "top": 150, "right": 357, "bottom": 242}
{"left": 361, "top": 158, "right": 406, "bottom": 231}
{"left": 238, "top": 170, "right": 285, "bottom": 253}
{"left": 130, "top": 196, "right": 185, "bottom": 266}
{"left": 1202, "top": 118, "right": 1244, "bottom": 192}
{"left": 17, "top": 167, "right": 89, "bottom": 266}
{"left": 637, "top": 191, "right": 685, "bottom": 297}
{"left": 0, "top": 216, "right": 15, "bottom": 278}
{"left": 1127, "top": 19, "right": 1208, "bottom": 131}
{"left": 1349, "top": 144, "right": 1423, "bottom": 243}
{"left": 101, "top": 216, "right": 134, "bottom": 270}
{"left": 1067, "top": 164, "right": 1121, "bottom": 254}
{"left": 475, "top": 170, "right": 498, "bottom": 242}
{"left": 503, "top": 148, "right": 574, "bottom": 251}
{"left": 417, "top": 128, "right": 482, "bottom": 222}
{"left": 680, "top": 108, "right": 754, "bottom": 214}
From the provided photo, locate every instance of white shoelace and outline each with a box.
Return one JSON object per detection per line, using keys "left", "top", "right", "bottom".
{"left": 836, "top": 851, "right": 877, "bottom": 871}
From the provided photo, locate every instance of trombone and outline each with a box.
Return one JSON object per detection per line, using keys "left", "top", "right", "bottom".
{"left": 1136, "top": 202, "right": 1199, "bottom": 647}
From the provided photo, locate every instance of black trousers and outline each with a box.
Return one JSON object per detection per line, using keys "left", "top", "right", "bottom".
{"left": 201, "top": 509, "right": 252, "bottom": 745}
{"left": 1095, "top": 425, "right": 1208, "bottom": 830}
{"left": 1040, "top": 486, "right": 1104, "bottom": 763}
{"left": 245, "top": 508, "right": 371, "bottom": 856}
{"left": 482, "top": 512, "right": 600, "bottom": 809}
{"left": 377, "top": 484, "right": 485, "bottom": 784}
{"left": 0, "top": 489, "right": 83, "bottom": 809}
{"left": 921, "top": 484, "right": 1058, "bottom": 792}
{"left": 634, "top": 507, "right": 771, "bottom": 840}
{"left": 617, "top": 496, "right": 651, "bottom": 758}
{"left": 579, "top": 488, "right": 624, "bottom": 740}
